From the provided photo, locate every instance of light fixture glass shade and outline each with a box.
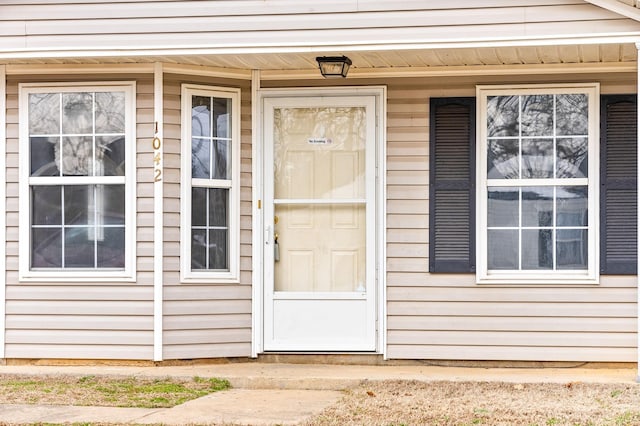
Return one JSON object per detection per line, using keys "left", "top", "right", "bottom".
{"left": 316, "top": 56, "right": 352, "bottom": 78}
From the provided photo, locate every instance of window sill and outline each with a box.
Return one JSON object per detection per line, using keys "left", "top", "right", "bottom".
{"left": 476, "top": 273, "right": 599, "bottom": 286}
{"left": 19, "top": 270, "right": 136, "bottom": 283}
{"left": 180, "top": 272, "right": 240, "bottom": 285}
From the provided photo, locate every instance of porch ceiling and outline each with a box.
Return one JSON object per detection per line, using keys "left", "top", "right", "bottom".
{"left": 2, "top": 44, "right": 637, "bottom": 75}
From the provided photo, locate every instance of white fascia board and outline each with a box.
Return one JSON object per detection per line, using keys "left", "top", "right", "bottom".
{"left": 1, "top": 32, "right": 640, "bottom": 60}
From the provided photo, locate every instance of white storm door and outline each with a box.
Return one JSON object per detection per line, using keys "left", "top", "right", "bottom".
{"left": 263, "top": 95, "right": 377, "bottom": 351}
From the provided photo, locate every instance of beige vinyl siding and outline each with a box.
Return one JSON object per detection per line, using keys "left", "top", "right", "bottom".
{"left": 1, "top": 1, "right": 640, "bottom": 54}
{"left": 386, "top": 73, "right": 638, "bottom": 362}
{"left": 162, "top": 74, "right": 252, "bottom": 360}
{"left": 4, "top": 74, "right": 154, "bottom": 360}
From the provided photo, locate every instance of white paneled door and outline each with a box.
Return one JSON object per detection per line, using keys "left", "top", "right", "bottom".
{"left": 263, "top": 95, "right": 377, "bottom": 351}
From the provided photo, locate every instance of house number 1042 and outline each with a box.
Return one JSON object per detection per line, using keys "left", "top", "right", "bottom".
{"left": 152, "top": 136, "right": 162, "bottom": 182}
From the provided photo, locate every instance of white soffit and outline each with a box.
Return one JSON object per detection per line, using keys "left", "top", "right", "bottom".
{"left": 1, "top": 44, "right": 638, "bottom": 73}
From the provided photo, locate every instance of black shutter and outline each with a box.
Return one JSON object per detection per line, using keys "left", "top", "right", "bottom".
{"left": 429, "top": 97, "right": 476, "bottom": 273}
{"left": 600, "top": 95, "right": 637, "bottom": 275}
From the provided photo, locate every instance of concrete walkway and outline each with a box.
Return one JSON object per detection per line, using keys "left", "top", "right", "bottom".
{"left": 0, "top": 362, "right": 637, "bottom": 425}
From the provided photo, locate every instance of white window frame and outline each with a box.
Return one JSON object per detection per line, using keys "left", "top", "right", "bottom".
{"left": 476, "top": 83, "right": 599, "bottom": 285}
{"left": 180, "top": 84, "right": 241, "bottom": 283}
{"left": 18, "top": 82, "right": 137, "bottom": 282}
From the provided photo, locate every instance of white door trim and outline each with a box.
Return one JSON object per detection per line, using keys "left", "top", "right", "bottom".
{"left": 252, "top": 86, "right": 387, "bottom": 355}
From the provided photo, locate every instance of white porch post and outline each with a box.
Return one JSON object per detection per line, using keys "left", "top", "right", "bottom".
{"left": 0, "top": 65, "right": 6, "bottom": 360}
{"left": 153, "top": 62, "right": 164, "bottom": 361}
{"left": 251, "top": 69, "right": 262, "bottom": 358}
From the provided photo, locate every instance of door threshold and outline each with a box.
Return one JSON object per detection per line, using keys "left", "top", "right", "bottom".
{"left": 257, "top": 353, "right": 383, "bottom": 365}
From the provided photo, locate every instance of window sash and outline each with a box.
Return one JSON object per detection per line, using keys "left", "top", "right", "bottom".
{"left": 19, "top": 82, "right": 136, "bottom": 282}
{"left": 180, "top": 84, "right": 240, "bottom": 283}
{"left": 476, "top": 84, "right": 599, "bottom": 284}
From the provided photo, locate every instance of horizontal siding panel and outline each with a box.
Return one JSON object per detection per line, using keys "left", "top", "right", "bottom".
{"left": 7, "top": 315, "right": 153, "bottom": 330}
{"left": 5, "top": 20, "right": 639, "bottom": 52}
{"left": 388, "top": 316, "right": 637, "bottom": 333}
{"left": 387, "top": 301, "right": 637, "bottom": 317}
{"left": 387, "top": 156, "right": 428, "bottom": 171}
{"left": 387, "top": 214, "right": 428, "bottom": 228}
{"left": 387, "top": 330, "right": 634, "bottom": 347}
{"left": 6, "top": 286, "right": 152, "bottom": 301}
{"left": 388, "top": 286, "right": 636, "bottom": 303}
{"left": 386, "top": 345, "right": 636, "bottom": 362}
{"left": 6, "top": 330, "right": 153, "bottom": 345}
{"left": 164, "top": 300, "right": 251, "bottom": 315}
{"left": 7, "top": 4, "right": 619, "bottom": 34}
{"left": 164, "top": 329, "right": 251, "bottom": 345}
{"left": 387, "top": 243, "right": 428, "bottom": 258}
{"left": 163, "top": 342, "right": 250, "bottom": 360}
{"left": 387, "top": 229, "right": 428, "bottom": 244}
{"left": 5, "top": 344, "right": 152, "bottom": 360}
{"left": 164, "top": 314, "right": 250, "bottom": 330}
{"left": 6, "top": 301, "right": 152, "bottom": 316}
{"left": 387, "top": 170, "right": 428, "bottom": 185}
{"left": 163, "top": 285, "right": 252, "bottom": 300}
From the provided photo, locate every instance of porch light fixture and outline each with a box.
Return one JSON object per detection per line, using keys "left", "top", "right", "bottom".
{"left": 316, "top": 56, "right": 352, "bottom": 78}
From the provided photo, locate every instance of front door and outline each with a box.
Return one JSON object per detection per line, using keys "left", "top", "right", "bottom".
{"left": 263, "top": 95, "right": 377, "bottom": 351}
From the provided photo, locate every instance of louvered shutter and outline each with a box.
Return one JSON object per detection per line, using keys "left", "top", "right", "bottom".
{"left": 600, "top": 95, "right": 637, "bottom": 275}
{"left": 429, "top": 98, "right": 476, "bottom": 273}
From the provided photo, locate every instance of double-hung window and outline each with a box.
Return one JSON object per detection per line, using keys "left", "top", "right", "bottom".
{"left": 181, "top": 85, "right": 240, "bottom": 283}
{"left": 477, "top": 84, "right": 599, "bottom": 284}
{"left": 19, "top": 82, "right": 136, "bottom": 281}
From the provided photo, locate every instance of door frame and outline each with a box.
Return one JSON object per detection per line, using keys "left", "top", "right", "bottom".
{"left": 252, "top": 86, "right": 387, "bottom": 356}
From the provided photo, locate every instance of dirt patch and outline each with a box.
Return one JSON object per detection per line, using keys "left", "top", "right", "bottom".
{"left": 305, "top": 380, "right": 640, "bottom": 426}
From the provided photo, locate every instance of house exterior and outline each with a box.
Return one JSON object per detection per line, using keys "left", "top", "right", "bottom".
{"left": 0, "top": 0, "right": 639, "bottom": 367}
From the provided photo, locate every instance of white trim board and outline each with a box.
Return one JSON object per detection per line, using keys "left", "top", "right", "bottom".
{"left": 153, "top": 62, "right": 164, "bottom": 362}
{"left": 0, "top": 65, "right": 6, "bottom": 359}
{"left": 255, "top": 86, "right": 387, "bottom": 356}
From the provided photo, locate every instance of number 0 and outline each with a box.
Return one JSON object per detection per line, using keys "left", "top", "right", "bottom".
{"left": 152, "top": 137, "right": 161, "bottom": 150}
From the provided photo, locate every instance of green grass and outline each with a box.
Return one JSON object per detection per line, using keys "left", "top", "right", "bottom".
{"left": 0, "top": 374, "right": 231, "bottom": 409}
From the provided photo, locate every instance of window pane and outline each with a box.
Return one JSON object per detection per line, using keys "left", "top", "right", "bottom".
{"left": 212, "top": 97, "right": 231, "bottom": 138}
{"left": 488, "top": 187, "right": 518, "bottom": 227}
{"left": 97, "top": 227, "right": 125, "bottom": 268}
{"left": 192, "top": 188, "right": 207, "bottom": 227}
{"left": 32, "top": 186, "right": 61, "bottom": 225}
{"left": 557, "top": 137, "right": 588, "bottom": 178}
{"left": 62, "top": 136, "right": 93, "bottom": 176}
{"left": 191, "top": 229, "right": 207, "bottom": 270}
{"left": 209, "top": 188, "right": 228, "bottom": 227}
{"left": 522, "top": 229, "right": 553, "bottom": 270}
{"left": 192, "top": 138, "right": 210, "bottom": 179}
{"left": 556, "top": 94, "right": 588, "bottom": 136}
{"left": 64, "top": 227, "right": 95, "bottom": 267}
{"left": 101, "top": 185, "right": 125, "bottom": 225}
{"left": 209, "top": 229, "right": 228, "bottom": 269}
{"left": 192, "top": 96, "right": 211, "bottom": 137}
{"left": 30, "top": 137, "right": 59, "bottom": 176}
{"left": 487, "top": 96, "right": 519, "bottom": 137}
{"left": 212, "top": 140, "right": 230, "bottom": 180}
{"left": 557, "top": 229, "right": 588, "bottom": 270}
{"left": 96, "top": 136, "right": 125, "bottom": 176}
{"left": 522, "top": 139, "right": 553, "bottom": 179}
{"left": 488, "top": 139, "right": 519, "bottom": 179}
{"left": 32, "top": 228, "right": 62, "bottom": 268}
{"left": 64, "top": 185, "right": 90, "bottom": 225}
{"left": 521, "top": 95, "right": 553, "bottom": 136}
{"left": 95, "top": 92, "right": 125, "bottom": 133}
{"left": 29, "top": 93, "right": 60, "bottom": 135}
{"left": 62, "top": 93, "right": 93, "bottom": 134}
{"left": 488, "top": 230, "right": 518, "bottom": 270}
{"left": 522, "top": 187, "right": 553, "bottom": 227}
{"left": 557, "top": 186, "right": 588, "bottom": 227}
